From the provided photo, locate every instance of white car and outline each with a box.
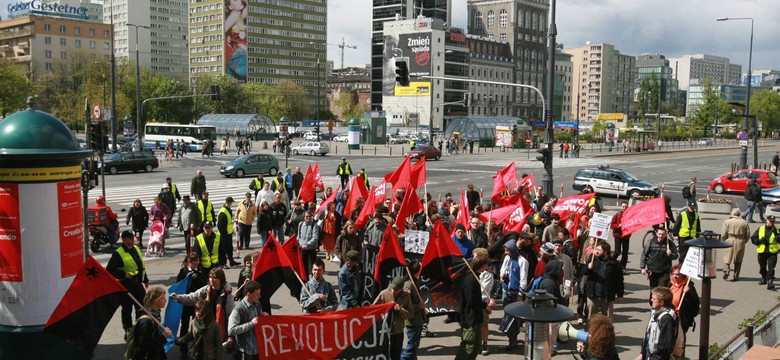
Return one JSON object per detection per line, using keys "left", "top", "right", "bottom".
{"left": 387, "top": 134, "right": 407, "bottom": 144}
{"left": 333, "top": 134, "right": 349, "bottom": 142}
{"left": 292, "top": 142, "right": 330, "bottom": 156}
{"left": 302, "top": 131, "right": 319, "bottom": 141}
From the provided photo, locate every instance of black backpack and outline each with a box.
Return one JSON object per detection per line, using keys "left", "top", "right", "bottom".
{"left": 124, "top": 315, "right": 152, "bottom": 360}
{"left": 682, "top": 185, "right": 691, "bottom": 199}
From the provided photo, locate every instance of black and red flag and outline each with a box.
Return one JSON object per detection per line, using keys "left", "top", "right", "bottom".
{"left": 252, "top": 234, "right": 302, "bottom": 300}
{"left": 393, "top": 185, "right": 423, "bottom": 235}
{"left": 44, "top": 256, "right": 127, "bottom": 355}
{"left": 255, "top": 303, "right": 394, "bottom": 359}
{"left": 281, "top": 233, "right": 307, "bottom": 282}
{"left": 421, "top": 220, "right": 467, "bottom": 285}
{"left": 374, "top": 226, "right": 408, "bottom": 282}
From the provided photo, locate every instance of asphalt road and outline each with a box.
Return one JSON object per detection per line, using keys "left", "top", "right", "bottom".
{"left": 86, "top": 141, "right": 780, "bottom": 359}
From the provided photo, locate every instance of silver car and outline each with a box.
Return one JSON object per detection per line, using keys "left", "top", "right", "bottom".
{"left": 291, "top": 142, "right": 330, "bottom": 156}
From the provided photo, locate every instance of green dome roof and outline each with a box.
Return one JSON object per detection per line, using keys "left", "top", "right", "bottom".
{"left": 0, "top": 107, "right": 85, "bottom": 155}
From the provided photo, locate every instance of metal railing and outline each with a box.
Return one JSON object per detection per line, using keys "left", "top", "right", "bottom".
{"left": 709, "top": 301, "right": 780, "bottom": 359}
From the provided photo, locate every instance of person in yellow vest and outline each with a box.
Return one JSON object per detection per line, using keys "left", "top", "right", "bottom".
{"left": 106, "top": 230, "right": 148, "bottom": 331}
{"left": 165, "top": 176, "right": 181, "bottom": 202}
{"left": 248, "top": 174, "right": 267, "bottom": 199}
{"left": 672, "top": 200, "right": 700, "bottom": 264}
{"left": 337, "top": 157, "right": 352, "bottom": 188}
{"left": 356, "top": 168, "right": 369, "bottom": 189}
{"left": 218, "top": 197, "right": 241, "bottom": 268}
{"left": 197, "top": 191, "right": 216, "bottom": 228}
{"left": 751, "top": 215, "right": 780, "bottom": 290}
{"left": 194, "top": 221, "right": 224, "bottom": 274}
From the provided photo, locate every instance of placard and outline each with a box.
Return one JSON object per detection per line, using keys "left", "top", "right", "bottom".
{"left": 680, "top": 247, "right": 703, "bottom": 280}
{"left": 404, "top": 229, "right": 430, "bottom": 254}
{"left": 589, "top": 212, "right": 613, "bottom": 240}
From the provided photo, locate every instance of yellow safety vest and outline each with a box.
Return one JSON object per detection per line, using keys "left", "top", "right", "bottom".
{"left": 273, "top": 177, "right": 286, "bottom": 191}
{"left": 678, "top": 211, "right": 699, "bottom": 238}
{"left": 218, "top": 207, "right": 233, "bottom": 234}
{"left": 338, "top": 163, "right": 352, "bottom": 176}
{"left": 170, "top": 183, "right": 178, "bottom": 197}
{"left": 757, "top": 226, "right": 780, "bottom": 254}
{"left": 253, "top": 178, "right": 266, "bottom": 190}
{"left": 117, "top": 246, "right": 145, "bottom": 279}
{"left": 197, "top": 232, "right": 221, "bottom": 268}
{"left": 198, "top": 200, "right": 214, "bottom": 221}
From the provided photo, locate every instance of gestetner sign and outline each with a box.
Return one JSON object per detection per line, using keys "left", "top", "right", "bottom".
{"left": 7, "top": 0, "right": 89, "bottom": 20}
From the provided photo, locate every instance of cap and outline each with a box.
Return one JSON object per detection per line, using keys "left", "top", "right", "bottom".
{"left": 768, "top": 215, "right": 776, "bottom": 222}
{"left": 202, "top": 191, "right": 209, "bottom": 196}
{"left": 551, "top": 239, "right": 564, "bottom": 245}
{"left": 203, "top": 221, "right": 214, "bottom": 228}
{"left": 346, "top": 250, "right": 361, "bottom": 261}
{"left": 687, "top": 199, "right": 696, "bottom": 207}
{"left": 162, "top": 183, "right": 170, "bottom": 189}
{"left": 540, "top": 242, "right": 555, "bottom": 256}
{"left": 390, "top": 276, "right": 405, "bottom": 290}
{"left": 341, "top": 157, "right": 346, "bottom": 160}
{"left": 455, "top": 223, "right": 466, "bottom": 232}
{"left": 226, "top": 197, "right": 234, "bottom": 203}
{"left": 182, "top": 195, "right": 191, "bottom": 201}
{"left": 121, "top": 230, "right": 135, "bottom": 239}
{"left": 166, "top": 177, "right": 172, "bottom": 181}
{"left": 245, "top": 192, "right": 252, "bottom": 198}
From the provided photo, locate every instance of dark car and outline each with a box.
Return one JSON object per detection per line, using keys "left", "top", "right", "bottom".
{"left": 99, "top": 151, "right": 159, "bottom": 175}
{"left": 219, "top": 153, "right": 279, "bottom": 177}
{"left": 407, "top": 144, "right": 442, "bottom": 161}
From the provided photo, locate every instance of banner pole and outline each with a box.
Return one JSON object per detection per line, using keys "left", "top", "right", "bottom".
{"left": 129, "top": 292, "right": 165, "bottom": 328}
{"left": 462, "top": 258, "right": 491, "bottom": 299}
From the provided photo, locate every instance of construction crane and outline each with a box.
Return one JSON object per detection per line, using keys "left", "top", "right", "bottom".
{"left": 328, "top": 37, "right": 357, "bottom": 69}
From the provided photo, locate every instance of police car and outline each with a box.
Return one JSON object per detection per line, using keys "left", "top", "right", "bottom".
{"left": 572, "top": 166, "right": 659, "bottom": 198}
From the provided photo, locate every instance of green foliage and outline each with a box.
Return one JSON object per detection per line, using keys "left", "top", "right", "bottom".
{"left": 333, "top": 90, "right": 368, "bottom": 121}
{"left": 554, "top": 130, "right": 572, "bottom": 143}
{"left": 691, "top": 77, "right": 732, "bottom": 129}
{"left": 708, "top": 342, "right": 726, "bottom": 359}
{"left": 145, "top": 76, "right": 194, "bottom": 123}
{"left": 590, "top": 118, "right": 607, "bottom": 140}
{"left": 0, "top": 59, "right": 33, "bottom": 117}
{"left": 738, "top": 309, "right": 768, "bottom": 329}
{"left": 751, "top": 89, "right": 780, "bottom": 134}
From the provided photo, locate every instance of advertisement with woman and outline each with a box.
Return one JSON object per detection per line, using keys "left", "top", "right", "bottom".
{"left": 224, "top": 0, "right": 248, "bottom": 81}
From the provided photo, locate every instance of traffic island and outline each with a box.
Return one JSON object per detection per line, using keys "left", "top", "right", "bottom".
{"left": 697, "top": 198, "right": 734, "bottom": 215}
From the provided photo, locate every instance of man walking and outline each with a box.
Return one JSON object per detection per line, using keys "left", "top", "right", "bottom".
{"left": 297, "top": 211, "right": 320, "bottom": 276}
{"left": 640, "top": 228, "right": 678, "bottom": 288}
{"left": 248, "top": 174, "right": 267, "bottom": 199}
{"left": 292, "top": 167, "right": 304, "bottom": 199}
{"left": 744, "top": 178, "right": 765, "bottom": 223}
{"left": 106, "top": 230, "right": 148, "bottom": 333}
{"left": 236, "top": 192, "right": 257, "bottom": 250}
{"left": 584, "top": 241, "right": 624, "bottom": 321}
{"left": 269, "top": 192, "right": 288, "bottom": 244}
{"left": 190, "top": 170, "right": 206, "bottom": 200}
{"left": 611, "top": 202, "right": 630, "bottom": 273}
{"left": 722, "top": 208, "right": 750, "bottom": 281}
{"left": 673, "top": 200, "right": 700, "bottom": 263}
{"left": 193, "top": 221, "right": 223, "bottom": 274}
{"left": 176, "top": 195, "right": 201, "bottom": 254}
{"left": 772, "top": 151, "right": 779, "bottom": 175}
{"left": 751, "top": 215, "right": 780, "bottom": 290}
{"left": 217, "top": 197, "right": 240, "bottom": 267}
{"left": 337, "top": 157, "right": 353, "bottom": 189}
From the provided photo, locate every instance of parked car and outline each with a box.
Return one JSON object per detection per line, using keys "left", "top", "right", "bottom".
{"left": 303, "top": 131, "right": 320, "bottom": 141}
{"left": 292, "top": 142, "right": 330, "bottom": 156}
{"left": 709, "top": 169, "right": 777, "bottom": 194}
{"left": 219, "top": 153, "right": 279, "bottom": 177}
{"left": 572, "top": 167, "right": 659, "bottom": 198}
{"left": 407, "top": 144, "right": 442, "bottom": 161}
{"left": 99, "top": 151, "right": 159, "bottom": 175}
{"left": 762, "top": 186, "right": 780, "bottom": 205}
{"left": 333, "top": 134, "right": 349, "bottom": 142}
{"left": 387, "top": 134, "right": 408, "bottom": 144}
{"left": 699, "top": 138, "right": 713, "bottom": 146}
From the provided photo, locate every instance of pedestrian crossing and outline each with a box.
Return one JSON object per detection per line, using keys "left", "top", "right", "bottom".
{"left": 470, "top": 157, "right": 635, "bottom": 169}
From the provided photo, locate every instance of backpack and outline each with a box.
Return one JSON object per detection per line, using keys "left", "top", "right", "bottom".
{"left": 682, "top": 185, "right": 691, "bottom": 199}
{"left": 124, "top": 315, "right": 152, "bottom": 360}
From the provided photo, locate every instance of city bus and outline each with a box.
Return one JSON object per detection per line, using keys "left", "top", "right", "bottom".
{"left": 144, "top": 123, "right": 217, "bottom": 151}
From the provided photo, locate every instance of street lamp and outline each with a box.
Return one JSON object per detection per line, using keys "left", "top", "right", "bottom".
{"left": 544, "top": 0, "right": 558, "bottom": 199}
{"left": 127, "top": 23, "right": 150, "bottom": 151}
{"left": 309, "top": 42, "right": 323, "bottom": 140}
{"left": 717, "top": 16, "right": 754, "bottom": 169}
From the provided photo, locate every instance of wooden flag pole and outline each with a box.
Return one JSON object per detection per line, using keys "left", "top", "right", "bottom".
{"left": 676, "top": 277, "right": 691, "bottom": 312}
{"left": 462, "top": 258, "right": 492, "bottom": 299}
{"left": 294, "top": 270, "right": 313, "bottom": 298}
{"left": 404, "top": 266, "right": 425, "bottom": 307}
{"left": 129, "top": 292, "right": 165, "bottom": 328}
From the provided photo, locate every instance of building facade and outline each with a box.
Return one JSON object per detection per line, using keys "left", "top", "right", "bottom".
{"left": 467, "top": 0, "right": 549, "bottom": 119}
{"left": 0, "top": 15, "right": 112, "bottom": 78}
{"left": 635, "top": 53, "right": 679, "bottom": 106}
{"left": 370, "top": 0, "right": 451, "bottom": 111}
{"left": 555, "top": 50, "right": 572, "bottom": 121}
{"left": 669, "top": 54, "right": 741, "bottom": 91}
{"left": 188, "top": 0, "right": 327, "bottom": 116}
{"left": 326, "top": 67, "right": 371, "bottom": 120}
{"left": 565, "top": 42, "right": 636, "bottom": 122}
{"left": 466, "top": 34, "right": 514, "bottom": 117}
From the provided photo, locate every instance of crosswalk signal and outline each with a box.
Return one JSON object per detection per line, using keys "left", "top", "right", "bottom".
{"left": 536, "top": 146, "right": 551, "bottom": 163}
{"left": 395, "top": 57, "right": 410, "bottom": 87}
{"left": 512, "top": 125, "right": 518, "bottom": 137}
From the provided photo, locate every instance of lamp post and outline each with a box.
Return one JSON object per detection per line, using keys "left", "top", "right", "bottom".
{"left": 685, "top": 231, "right": 731, "bottom": 360}
{"left": 309, "top": 42, "right": 323, "bottom": 140}
{"left": 127, "top": 23, "right": 150, "bottom": 151}
{"left": 656, "top": 82, "right": 662, "bottom": 141}
{"left": 544, "top": 0, "right": 557, "bottom": 199}
{"left": 505, "top": 290, "right": 575, "bottom": 360}
{"left": 108, "top": 0, "right": 117, "bottom": 153}
{"left": 717, "top": 17, "right": 754, "bottom": 169}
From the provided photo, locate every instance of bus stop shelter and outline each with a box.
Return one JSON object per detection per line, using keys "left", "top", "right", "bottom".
{"left": 197, "top": 114, "right": 276, "bottom": 139}
{"left": 444, "top": 117, "right": 531, "bottom": 147}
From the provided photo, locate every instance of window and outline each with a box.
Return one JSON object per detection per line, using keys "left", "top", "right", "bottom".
{"left": 45, "top": 50, "right": 52, "bottom": 58}
{"left": 487, "top": 10, "right": 495, "bottom": 28}
{"left": 89, "top": 29, "right": 96, "bottom": 36}
{"left": 44, "top": 37, "right": 51, "bottom": 45}
{"left": 59, "top": 25, "right": 66, "bottom": 33}
{"left": 474, "top": 11, "right": 483, "bottom": 29}
{"left": 499, "top": 9, "right": 508, "bottom": 27}
{"left": 74, "top": 27, "right": 81, "bottom": 35}
{"left": 60, "top": 38, "right": 66, "bottom": 46}
{"left": 89, "top": 41, "right": 96, "bottom": 49}
{"left": 103, "top": 30, "right": 109, "bottom": 37}
{"left": 60, "top": 51, "right": 67, "bottom": 59}
{"left": 44, "top": 24, "right": 51, "bottom": 31}
{"left": 104, "top": 42, "right": 110, "bottom": 50}
{"left": 75, "top": 39, "right": 81, "bottom": 47}
{"left": 46, "top": 63, "right": 53, "bottom": 71}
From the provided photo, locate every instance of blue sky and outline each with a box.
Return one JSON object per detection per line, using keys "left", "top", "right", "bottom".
{"left": 328, "top": 0, "right": 779, "bottom": 72}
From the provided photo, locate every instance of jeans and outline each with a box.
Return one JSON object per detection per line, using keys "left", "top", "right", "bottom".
{"left": 272, "top": 225, "right": 285, "bottom": 244}
{"left": 258, "top": 230, "right": 269, "bottom": 248}
{"left": 501, "top": 292, "right": 520, "bottom": 343}
{"left": 401, "top": 325, "right": 423, "bottom": 360}
{"left": 758, "top": 252, "right": 778, "bottom": 281}
{"left": 745, "top": 201, "right": 766, "bottom": 222}
{"left": 454, "top": 324, "right": 481, "bottom": 360}
{"left": 238, "top": 223, "right": 252, "bottom": 249}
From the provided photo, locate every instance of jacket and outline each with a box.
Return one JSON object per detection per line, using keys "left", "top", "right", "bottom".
{"left": 126, "top": 205, "right": 149, "bottom": 232}
{"left": 236, "top": 200, "right": 257, "bottom": 225}
{"left": 299, "top": 278, "right": 338, "bottom": 313}
{"left": 191, "top": 175, "right": 206, "bottom": 197}
{"left": 297, "top": 219, "right": 320, "bottom": 249}
{"left": 538, "top": 260, "right": 565, "bottom": 304}
{"left": 641, "top": 307, "right": 677, "bottom": 360}
{"left": 404, "top": 277, "right": 427, "bottom": 326}
{"left": 292, "top": 171, "right": 304, "bottom": 191}
{"left": 335, "top": 232, "right": 361, "bottom": 261}
{"left": 372, "top": 287, "right": 412, "bottom": 334}
{"left": 745, "top": 182, "right": 762, "bottom": 202}
{"left": 228, "top": 298, "right": 264, "bottom": 356}
{"left": 453, "top": 234, "right": 475, "bottom": 261}
{"left": 255, "top": 211, "right": 274, "bottom": 233}
{"left": 585, "top": 255, "right": 625, "bottom": 302}
{"left": 456, "top": 272, "right": 486, "bottom": 327}
{"left": 365, "top": 219, "right": 387, "bottom": 247}
{"left": 640, "top": 237, "right": 679, "bottom": 273}
{"left": 130, "top": 309, "right": 167, "bottom": 360}
{"left": 177, "top": 203, "right": 202, "bottom": 231}
{"left": 337, "top": 264, "right": 363, "bottom": 309}
{"left": 176, "top": 316, "right": 223, "bottom": 360}
{"left": 752, "top": 225, "right": 780, "bottom": 254}
{"left": 721, "top": 215, "right": 750, "bottom": 243}
{"left": 269, "top": 202, "right": 288, "bottom": 227}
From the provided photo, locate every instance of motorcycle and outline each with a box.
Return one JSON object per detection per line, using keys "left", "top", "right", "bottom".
{"left": 87, "top": 205, "right": 121, "bottom": 253}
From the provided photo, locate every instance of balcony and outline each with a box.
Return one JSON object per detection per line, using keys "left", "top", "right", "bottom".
{"left": 0, "top": 29, "right": 31, "bottom": 40}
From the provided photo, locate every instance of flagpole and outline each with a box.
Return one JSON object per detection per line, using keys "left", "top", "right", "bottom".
{"left": 676, "top": 277, "right": 691, "bottom": 312}
{"left": 486, "top": 210, "right": 493, "bottom": 241}
{"left": 404, "top": 266, "right": 425, "bottom": 309}
{"left": 462, "top": 258, "right": 492, "bottom": 299}
{"left": 294, "top": 269, "right": 313, "bottom": 298}
{"left": 128, "top": 292, "right": 166, "bottom": 328}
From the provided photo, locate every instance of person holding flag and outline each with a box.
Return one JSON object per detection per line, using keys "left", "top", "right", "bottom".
{"left": 228, "top": 280, "right": 268, "bottom": 360}
{"left": 373, "top": 276, "right": 413, "bottom": 360}
{"left": 106, "top": 230, "right": 149, "bottom": 333}
{"left": 455, "top": 253, "right": 495, "bottom": 360}
{"left": 299, "top": 259, "right": 339, "bottom": 313}
{"left": 171, "top": 268, "right": 235, "bottom": 351}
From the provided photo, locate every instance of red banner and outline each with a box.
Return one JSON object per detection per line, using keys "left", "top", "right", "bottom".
{"left": 58, "top": 180, "right": 84, "bottom": 277}
{"left": 0, "top": 183, "right": 22, "bottom": 282}
{"left": 619, "top": 198, "right": 666, "bottom": 237}
{"left": 552, "top": 193, "right": 595, "bottom": 223}
{"left": 255, "top": 303, "right": 394, "bottom": 359}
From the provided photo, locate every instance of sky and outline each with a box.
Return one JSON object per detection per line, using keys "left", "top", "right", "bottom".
{"left": 328, "top": 0, "right": 780, "bottom": 72}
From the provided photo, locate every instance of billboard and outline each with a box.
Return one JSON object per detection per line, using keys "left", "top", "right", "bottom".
{"left": 382, "top": 32, "right": 432, "bottom": 95}
{"left": 394, "top": 82, "right": 431, "bottom": 97}
{"left": 224, "top": 0, "right": 248, "bottom": 82}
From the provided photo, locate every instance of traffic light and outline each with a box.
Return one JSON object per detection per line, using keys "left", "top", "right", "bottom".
{"left": 395, "top": 57, "right": 410, "bottom": 87}
{"left": 536, "top": 146, "right": 551, "bottom": 163}
{"left": 89, "top": 122, "right": 104, "bottom": 153}
{"left": 511, "top": 125, "right": 518, "bottom": 137}
{"left": 463, "top": 93, "right": 471, "bottom": 107}
{"left": 210, "top": 85, "right": 220, "bottom": 101}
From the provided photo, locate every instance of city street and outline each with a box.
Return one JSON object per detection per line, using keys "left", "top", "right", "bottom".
{"left": 90, "top": 141, "right": 780, "bottom": 359}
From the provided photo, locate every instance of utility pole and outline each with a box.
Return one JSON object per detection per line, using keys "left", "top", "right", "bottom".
{"left": 109, "top": 0, "right": 117, "bottom": 152}
{"left": 543, "top": 0, "right": 558, "bottom": 199}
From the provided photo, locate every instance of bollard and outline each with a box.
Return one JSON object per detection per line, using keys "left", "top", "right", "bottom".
{"left": 374, "top": 147, "right": 377, "bottom": 155}
{"left": 390, "top": 148, "right": 392, "bottom": 156}
{"left": 361, "top": 148, "right": 364, "bottom": 155}
{"left": 263, "top": 142, "right": 268, "bottom": 149}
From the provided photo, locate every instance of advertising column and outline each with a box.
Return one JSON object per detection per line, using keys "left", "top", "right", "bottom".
{"left": 0, "top": 101, "right": 90, "bottom": 357}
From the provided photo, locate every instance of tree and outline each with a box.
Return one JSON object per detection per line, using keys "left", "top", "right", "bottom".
{"left": 637, "top": 78, "right": 651, "bottom": 115}
{"left": 0, "top": 60, "right": 33, "bottom": 117}
{"left": 275, "top": 80, "right": 309, "bottom": 122}
{"left": 751, "top": 89, "right": 780, "bottom": 134}
{"left": 145, "top": 75, "right": 194, "bottom": 123}
{"left": 690, "top": 77, "right": 731, "bottom": 129}
{"left": 333, "top": 90, "right": 368, "bottom": 121}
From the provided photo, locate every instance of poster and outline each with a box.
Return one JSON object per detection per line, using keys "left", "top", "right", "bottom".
{"left": 680, "top": 247, "right": 703, "bottom": 280}
{"left": 589, "top": 212, "right": 613, "bottom": 240}
{"left": 224, "top": 0, "right": 248, "bottom": 81}
{"left": 0, "top": 183, "right": 22, "bottom": 282}
{"left": 404, "top": 230, "right": 430, "bottom": 254}
{"left": 58, "top": 180, "right": 84, "bottom": 278}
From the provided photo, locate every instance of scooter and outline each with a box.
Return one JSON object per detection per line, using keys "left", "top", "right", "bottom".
{"left": 89, "top": 220, "right": 119, "bottom": 253}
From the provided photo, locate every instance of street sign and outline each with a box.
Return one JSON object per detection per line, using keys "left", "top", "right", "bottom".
{"left": 102, "top": 107, "right": 112, "bottom": 121}
{"left": 740, "top": 140, "right": 749, "bottom": 147}
{"left": 525, "top": 138, "right": 531, "bottom": 145}
{"left": 92, "top": 105, "right": 101, "bottom": 120}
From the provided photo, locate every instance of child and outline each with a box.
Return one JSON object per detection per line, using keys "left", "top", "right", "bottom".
{"left": 234, "top": 252, "right": 259, "bottom": 300}
{"left": 176, "top": 253, "right": 207, "bottom": 356}
{"left": 175, "top": 299, "right": 222, "bottom": 360}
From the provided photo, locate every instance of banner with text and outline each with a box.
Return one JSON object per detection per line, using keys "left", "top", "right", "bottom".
{"left": 619, "top": 198, "right": 666, "bottom": 236}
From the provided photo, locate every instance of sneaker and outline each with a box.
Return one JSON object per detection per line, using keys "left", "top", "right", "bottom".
{"left": 577, "top": 318, "right": 584, "bottom": 325}
{"left": 481, "top": 344, "right": 489, "bottom": 355}
{"left": 223, "top": 264, "right": 231, "bottom": 270}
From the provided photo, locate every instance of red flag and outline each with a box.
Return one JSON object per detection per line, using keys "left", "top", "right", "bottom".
{"left": 394, "top": 186, "right": 423, "bottom": 235}
{"left": 281, "top": 233, "right": 307, "bottom": 282}
{"left": 298, "top": 164, "right": 316, "bottom": 203}
{"left": 619, "top": 197, "right": 666, "bottom": 236}
{"left": 316, "top": 184, "right": 341, "bottom": 215}
{"left": 552, "top": 193, "right": 595, "bottom": 223}
{"left": 385, "top": 156, "right": 412, "bottom": 193}
{"left": 410, "top": 156, "right": 427, "bottom": 189}
{"left": 373, "top": 180, "right": 387, "bottom": 205}
{"left": 516, "top": 173, "right": 535, "bottom": 193}
{"left": 421, "top": 221, "right": 466, "bottom": 285}
{"left": 493, "top": 191, "right": 523, "bottom": 207}
{"left": 354, "top": 185, "right": 377, "bottom": 230}
{"left": 374, "top": 227, "right": 408, "bottom": 282}
{"left": 354, "top": 173, "right": 369, "bottom": 200}
{"left": 492, "top": 162, "right": 517, "bottom": 196}
{"left": 44, "top": 256, "right": 127, "bottom": 355}
{"left": 478, "top": 200, "right": 524, "bottom": 225}
{"left": 252, "top": 234, "right": 302, "bottom": 300}
{"left": 312, "top": 162, "right": 324, "bottom": 191}
{"left": 342, "top": 179, "right": 363, "bottom": 218}
{"left": 503, "top": 195, "right": 534, "bottom": 232}
{"left": 506, "top": 217, "right": 528, "bottom": 234}
{"left": 453, "top": 188, "right": 469, "bottom": 231}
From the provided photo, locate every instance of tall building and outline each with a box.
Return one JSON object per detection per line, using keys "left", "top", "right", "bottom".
{"left": 635, "top": 53, "right": 679, "bottom": 108}
{"left": 466, "top": 34, "right": 514, "bottom": 117}
{"left": 564, "top": 42, "right": 636, "bottom": 122}
{"left": 370, "top": 0, "right": 451, "bottom": 111}
{"left": 555, "top": 50, "right": 572, "bottom": 121}
{"left": 669, "top": 54, "right": 741, "bottom": 91}
{"left": 189, "top": 0, "right": 327, "bottom": 116}
{"left": 467, "top": 0, "right": 549, "bottom": 119}
{"left": 102, "top": 0, "right": 188, "bottom": 82}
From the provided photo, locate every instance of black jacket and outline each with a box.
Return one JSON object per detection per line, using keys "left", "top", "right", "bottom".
{"left": 256, "top": 211, "right": 274, "bottom": 233}
{"left": 130, "top": 309, "right": 167, "bottom": 360}
{"left": 640, "top": 237, "right": 679, "bottom": 273}
{"left": 676, "top": 281, "right": 700, "bottom": 333}
{"left": 269, "top": 202, "right": 288, "bottom": 227}
{"left": 466, "top": 189, "right": 481, "bottom": 211}
{"left": 126, "top": 206, "right": 149, "bottom": 232}
{"left": 457, "top": 272, "right": 486, "bottom": 327}
{"left": 585, "top": 255, "right": 625, "bottom": 302}
{"left": 538, "top": 260, "right": 565, "bottom": 304}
